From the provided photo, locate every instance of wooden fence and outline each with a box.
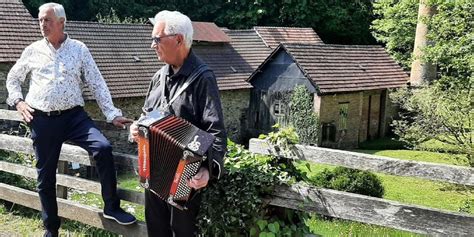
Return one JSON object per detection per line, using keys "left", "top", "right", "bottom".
{"left": 1, "top": 108, "right": 473, "bottom": 236}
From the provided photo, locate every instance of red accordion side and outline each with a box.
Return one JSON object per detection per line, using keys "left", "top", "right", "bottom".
{"left": 137, "top": 110, "right": 215, "bottom": 209}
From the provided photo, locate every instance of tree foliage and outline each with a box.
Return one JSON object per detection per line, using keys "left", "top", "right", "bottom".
{"left": 372, "top": 0, "right": 418, "bottom": 69}
{"left": 373, "top": 1, "right": 473, "bottom": 165}
{"left": 289, "top": 86, "right": 320, "bottom": 146}
{"left": 22, "top": 0, "right": 376, "bottom": 44}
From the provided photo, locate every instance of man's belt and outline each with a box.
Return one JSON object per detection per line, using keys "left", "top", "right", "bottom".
{"left": 33, "top": 106, "right": 81, "bottom": 117}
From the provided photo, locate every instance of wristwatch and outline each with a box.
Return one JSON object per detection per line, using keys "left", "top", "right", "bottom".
{"left": 13, "top": 98, "right": 24, "bottom": 107}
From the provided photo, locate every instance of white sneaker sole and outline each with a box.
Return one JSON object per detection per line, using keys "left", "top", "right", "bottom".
{"left": 103, "top": 213, "right": 137, "bottom": 225}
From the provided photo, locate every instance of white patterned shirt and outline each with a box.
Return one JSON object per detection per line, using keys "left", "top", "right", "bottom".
{"left": 6, "top": 36, "right": 122, "bottom": 122}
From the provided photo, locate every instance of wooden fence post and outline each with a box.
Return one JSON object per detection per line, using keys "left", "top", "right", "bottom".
{"left": 56, "top": 160, "right": 68, "bottom": 199}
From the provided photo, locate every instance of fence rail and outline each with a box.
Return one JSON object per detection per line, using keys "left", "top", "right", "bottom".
{"left": 248, "top": 138, "right": 474, "bottom": 236}
{"left": 249, "top": 139, "right": 474, "bottom": 186}
{"left": 1, "top": 109, "right": 474, "bottom": 236}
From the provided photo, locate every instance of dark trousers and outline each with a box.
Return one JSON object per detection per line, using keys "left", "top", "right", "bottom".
{"left": 30, "top": 107, "right": 120, "bottom": 232}
{"left": 145, "top": 189, "right": 202, "bottom": 237}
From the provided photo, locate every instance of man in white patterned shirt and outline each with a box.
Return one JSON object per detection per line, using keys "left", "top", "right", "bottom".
{"left": 6, "top": 3, "right": 136, "bottom": 236}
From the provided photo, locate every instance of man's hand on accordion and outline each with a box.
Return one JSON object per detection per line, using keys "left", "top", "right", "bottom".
{"left": 129, "top": 121, "right": 139, "bottom": 142}
{"left": 187, "top": 167, "right": 209, "bottom": 190}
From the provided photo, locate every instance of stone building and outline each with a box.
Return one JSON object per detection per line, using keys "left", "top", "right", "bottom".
{"left": 247, "top": 43, "right": 409, "bottom": 148}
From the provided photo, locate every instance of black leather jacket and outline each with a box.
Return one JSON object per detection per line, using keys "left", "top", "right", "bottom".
{"left": 143, "top": 50, "right": 227, "bottom": 179}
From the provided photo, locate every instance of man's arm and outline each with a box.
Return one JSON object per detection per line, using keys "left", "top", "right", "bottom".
{"left": 80, "top": 45, "right": 132, "bottom": 126}
{"left": 6, "top": 46, "right": 35, "bottom": 122}
{"left": 197, "top": 71, "right": 227, "bottom": 180}
{"left": 6, "top": 46, "right": 32, "bottom": 106}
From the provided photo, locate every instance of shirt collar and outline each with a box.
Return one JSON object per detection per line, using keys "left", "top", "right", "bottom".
{"left": 44, "top": 33, "right": 69, "bottom": 50}
{"left": 169, "top": 49, "right": 198, "bottom": 79}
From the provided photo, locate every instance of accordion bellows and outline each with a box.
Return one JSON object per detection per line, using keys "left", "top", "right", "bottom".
{"left": 137, "top": 110, "right": 215, "bottom": 209}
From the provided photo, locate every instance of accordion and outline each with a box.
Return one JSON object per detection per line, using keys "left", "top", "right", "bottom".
{"left": 137, "top": 110, "right": 215, "bottom": 209}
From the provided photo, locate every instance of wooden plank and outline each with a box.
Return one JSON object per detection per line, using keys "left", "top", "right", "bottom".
{"left": 56, "top": 161, "right": 68, "bottom": 199}
{"left": 0, "top": 161, "right": 144, "bottom": 205}
{"left": 0, "top": 134, "right": 139, "bottom": 169}
{"left": 0, "top": 109, "right": 22, "bottom": 121}
{"left": 249, "top": 139, "right": 474, "bottom": 186}
{"left": 0, "top": 134, "right": 93, "bottom": 166}
{"left": 270, "top": 183, "right": 474, "bottom": 236}
{"left": 0, "top": 183, "right": 147, "bottom": 237}
{"left": 113, "top": 152, "right": 138, "bottom": 170}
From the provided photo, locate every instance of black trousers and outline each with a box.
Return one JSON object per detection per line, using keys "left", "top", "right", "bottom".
{"left": 30, "top": 107, "right": 120, "bottom": 232}
{"left": 145, "top": 189, "right": 202, "bottom": 237}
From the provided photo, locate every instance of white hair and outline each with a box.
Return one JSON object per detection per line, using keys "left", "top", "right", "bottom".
{"left": 39, "top": 2, "right": 67, "bottom": 25}
{"left": 154, "top": 10, "right": 193, "bottom": 48}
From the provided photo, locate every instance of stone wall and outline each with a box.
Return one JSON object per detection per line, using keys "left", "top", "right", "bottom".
{"left": 83, "top": 97, "right": 144, "bottom": 154}
{"left": 0, "top": 63, "right": 12, "bottom": 109}
{"left": 318, "top": 92, "right": 363, "bottom": 148}
{"left": 220, "top": 89, "right": 250, "bottom": 144}
{"left": 84, "top": 89, "right": 251, "bottom": 150}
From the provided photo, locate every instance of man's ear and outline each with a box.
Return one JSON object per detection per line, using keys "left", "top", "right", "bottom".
{"left": 176, "top": 34, "right": 184, "bottom": 45}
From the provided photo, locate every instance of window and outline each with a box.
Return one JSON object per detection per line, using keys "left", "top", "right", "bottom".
{"left": 322, "top": 123, "right": 336, "bottom": 142}
{"left": 339, "top": 102, "right": 349, "bottom": 131}
{"left": 273, "top": 100, "right": 285, "bottom": 116}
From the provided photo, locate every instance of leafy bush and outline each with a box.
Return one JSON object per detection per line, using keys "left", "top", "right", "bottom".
{"left": 0, "top": 150, "right": 36, "bottom": 191}
{"left": 198, "top": 139, "right": 293, "bottom": 236}
{"left": 289, "top": 86, "right": 320, "bottom": 145}
{"left": 358, "top": 137, "right": 407, "bottom": 150}
{"left": 250, "top": 210, "right": 310, "bottom": 237}
{"left": 311, "top": 167, "right": 385, "bottom": 198}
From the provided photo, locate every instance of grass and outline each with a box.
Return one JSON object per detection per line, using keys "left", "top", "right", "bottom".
{"left": 294, "top": 137, "right": 473, "bottom": 236}
{"left": 354, "top": 149, "right": 469, "bottom": 167}
{"left": 306, "top": 214, "right": 423, "bottom": 237}
{"left": 0, "top": 201, "right": 115, "bottom": 236}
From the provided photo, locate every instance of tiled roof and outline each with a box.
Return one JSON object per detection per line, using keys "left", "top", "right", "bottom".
{"left": 0, "top": 0, "right": 265, "bottom": 97}
{"left": 224, "top": 29, "right": 272, "bottom": 70}
{"left": 254, "top": 26, "right": 323, "bottom": 49}
{"left": 66, "top": 21, "right": 159, "bottom": 99}
{"left": 281, "top": 43, "right": 409, "bottom": 94}
{"left": 149, "top": 18, "right": 231, "bottom": 43}
{"left": 197, "top": 29, "right": 272, "bottom": 91}
{"left": 0, "top": 0, "right": 41, "bottom": 63}
{"left": 192, "top": 22, "right": 231, "bottom": 43}
{"left": 193, "top": 43, "right": 253, "bottom": 90}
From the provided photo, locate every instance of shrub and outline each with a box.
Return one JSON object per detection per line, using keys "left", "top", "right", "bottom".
{"left": 312, "top": 167, "right": 384, "bottom": 198}
{"left": 198, "top": 139, "right": 294, "bottom": 236}
{"left": 289, "top": 85, "right": 320, "bottom": 145}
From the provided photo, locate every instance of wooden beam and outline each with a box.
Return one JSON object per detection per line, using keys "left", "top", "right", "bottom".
{"left": 56, "top": 161, "right": 68, "bottom": 199}
{"left": 249, "top": 139, "right": 474, "bottom": 186}
{"left": 0, "top": 134, "right": 93, "bottom": 166}
{"left": 0, "top": 161, "right": 144, "bottom": 205}
{"left": 0, "top": 183, "right": 147, "bottom": 237}
{"left": 0, "top": 109, "right": 22, "bottom": 121}
{"left": 270, "top": 183, "right": 474, "bottom": 236}
{"left": 0, "top": 134, "right": 139, "bottom": 169}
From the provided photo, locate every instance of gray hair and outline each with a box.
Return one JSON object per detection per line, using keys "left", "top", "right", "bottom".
{"left": 154, "top": 10, "right": 193, "bottom": 48}
{"left": 39, "top": 2, "right": 67, "bottom": 25}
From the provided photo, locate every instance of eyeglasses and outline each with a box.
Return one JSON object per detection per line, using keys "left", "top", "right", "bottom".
{"left": 151, "top": 34, "right": 177, "bottom": 44}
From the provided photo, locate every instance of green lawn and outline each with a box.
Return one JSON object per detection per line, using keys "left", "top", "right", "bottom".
{"left": 296, "top": 146, "right": 473, "bottom": 236}
{"left": 354, "top": 149, "right": 469, "bottom": 167}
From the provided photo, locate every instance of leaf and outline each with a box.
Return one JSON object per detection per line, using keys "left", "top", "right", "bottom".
{"left": 268, "top": 221, "right": 280, "bottom": 233}
{"left": 250, "top": 227, "right": 258, "bottom": 236}
{"left": 257, "top": 219, "right": 268, "bottom": 230}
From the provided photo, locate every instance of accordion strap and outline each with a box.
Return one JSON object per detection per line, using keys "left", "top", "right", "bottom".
{"left": 160, "top": 64, "right": 209, "bottom": 110}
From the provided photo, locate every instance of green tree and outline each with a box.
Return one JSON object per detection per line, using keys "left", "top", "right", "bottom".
{"left": 289, "top": 86, "right": 320, "bottom": 145}
{"left": 372, "top": 0, "right": 418, "bottom": 69}
{"left": 373, "top": 1, "right": 473, "bottom": 165}
{"left": 22, "top": 0, "right": 376, "bottom": 44}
